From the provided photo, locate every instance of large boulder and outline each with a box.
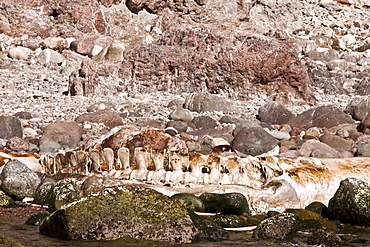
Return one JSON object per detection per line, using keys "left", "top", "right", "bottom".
{"left": 231, "top": 127, "right": 278, "bottom": 156}
{"left": 288, "top": 105, "right": 355, "bottom": 130}
{"left": 0, "top": 116, "right": 22, "bottom": 139}
{"left": 184, "top": 93, "right": 235, "bottom": 113}
{"left": 258, "top": 101, "right": 295, "bottom": 125}
{"left": 345, "top": 96, "right": 370, "bottom": 121}
{"left": 75, "top": 109, "right": 123, "bottom": 129}
{"left": 199, "top": 193, "right": 250, "bottom": 215}
{"left": 326, "top": 178, "right": 370, "bottom": 225}
{"left": 0, "top": 161, "right": 41, "bottom": 200}
{"left": 39, "top": 186, "right": 226, "bottom": 243}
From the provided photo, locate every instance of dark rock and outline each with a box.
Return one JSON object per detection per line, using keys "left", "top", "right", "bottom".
{"left": 183, "top": 93, "right": 235, "bottom": 113}
{"left": 0, "top": 161, "right": 41, "bottom": 200}
{"left": 40, "top": 186, "right": 200, "bottom": 243}
{"left": 171, "top": 193, "right": 205, "bottom": 212}
{"left": 319, "top": 134, "right": 353, "bottom": 153}
{"left": 166, "top": 121, "right": 189, "bottom": 133}
{"left": 288, "top": 105, "right": 355, "bottom": 130}
{"left": 258, "top": 101, "right": 295, "bottom": 125}
{"left": 40, "top": 121, "right": 83, "bottom": 150}
{"left": 25, "top": 213, "right": 50, "bottom": 226}
{"left": 199, "top": 193, "right": 249, "bottom": 215}
{"left": 305, "top": 201, "right": 328, "bottom": 216}
{"left": 327, "top": 178, "right": 370, "bottom": 225}
{"left": 191, "top": 116, "right": 218, "bottom": 130}
{"left": 345, "top": 96, "right": 370, "bottom": 121}
{"left": 0, "top": 115, "right": 22, "bottom": 139}
{"left": 5, "top": 136, "right": 29, "bottom": 153}
{"left": 219, "top": 115, "right": 242, "bottom": 125}
{"left": 13, "top": 111, "right": 33, "bottom": 119}
{"left": 307, "top": 229, "right": 342, "bottom": 247}
{"left": 253, "top": 213, "right": 297, "bottom": 240}
{"left": 212, "top": 214, "right": 250, "bottom": 228}
{"left": 189, "top": 212, "right": 229, "bottom": 242}
{"left": 292, "top": 219, "right": 322, "bottom": 232}
{"left": 231, "top": 127, "right": 278, "bottom": 156}
{"left": 297, "top": 209, "right": 324, "bottom": 221}
{"left": 75, "top": 109, "right": 123, "bottom": 129}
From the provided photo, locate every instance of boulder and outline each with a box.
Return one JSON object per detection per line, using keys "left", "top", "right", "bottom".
{"left": 75, "top": 109, "right": 123, "bottom": 128}
{"left": 169, "top": 108, "right": 194, "bottom": 122}
{"left": 199, "top": 193, "right": 250, "bottom": 215}
{"left": 5, "top": 136, "right": 29, "bottom": 153}
{"left": 0, "top": 116, "right": 22, "bottom": 139}
{"left": 171, "top": 193, "right": 205, "bottom": 212}
{"left": 0, "top": 190, "right": 16, "bottom": 207}
{"left": 191, "top": 116, "right": 218, "bottom": 130}
{"left": 37, "top": 48, "right": 65, "bottom": 64}
{"left": 288, "top": 105, "right": 355, "bottom": 130}
{"left": 307, "top": 229, "right": 342, "bottom": 247}
{"left": 231, "top": 127, "right": 278, "bottom": 156}
{"left": 299, "top": 140, "right": 342, "bottom": 158}
{"left": 319, "top": 134, "right": 353, "bottom": 153}
{"left": 0, "top": 161, "right": 41, "bottom": 200}
{"left": 7, "top": 46, "right": 33, "bottom": 60}
{"left": 252, "top": 213, "right": 297, "bottom": 239}
{"left": 40, "top": 186, "right": 204, "bottom": 243}
{"left": 39, "top": 121, "right": 83, "bottom": 150}
{"left": 326, "top": 178, "right": 370, "bottom": 225}
{"left": 258, "top": 101, "right": 295, "bottom": 125}
{"left": 70, "top": 34, "right": 113, "bottom": 55}
{"left": 184, "top": 93, "right": 235, "bottom": 113}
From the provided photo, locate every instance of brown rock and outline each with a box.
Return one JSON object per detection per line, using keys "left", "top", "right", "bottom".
{"left": 299, "top": 140, "right": 341, "bottom": 158}
{"left": 75, "top": 109, "right": 123, "bottom": 129}
{"left": 40, "top": 122, "right": 83, "bottom": 149}
{"left": 101, "top": 126, "right": 139, "bottom": 152}
{"left": 192, "top": 116, "right": 218, "bottom": 130}
{"left": 258, "top": 101, "right": 295, "bottom": 125}
{"left": 70, "top": 34, "right": 113, "bottom": 56}
{"left": 288, "top": 105, "right": 355, "bottom": 130}
{"left": 0, "top": 115, "right": 23, "bottom": 139}
{"left": 319, "top": 134, "right": 353, "bottom": 153}
{"left": 5, "top": 136, "right": 29, "bottom": 153}
{"left": 68, "top": 59, "right": 98, "bottom": 96}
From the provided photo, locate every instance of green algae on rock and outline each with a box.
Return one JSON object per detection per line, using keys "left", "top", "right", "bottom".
{"left": 39, "top": 186, "right": 199, "bottom": 243}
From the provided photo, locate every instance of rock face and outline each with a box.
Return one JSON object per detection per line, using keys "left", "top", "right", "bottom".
{"left": 40, "top": 186, "right": 200, "bottom": 243}
{"left": 326, "top": 178, "right": 370, "bottom": 225}
{"left": 0, "top": 161, "right": 41, "bottom": 200}
{"left": 231, "top": 127, "right": 278, "bottom": 156}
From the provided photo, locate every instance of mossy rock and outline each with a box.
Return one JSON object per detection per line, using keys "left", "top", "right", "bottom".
{"left": 292, "top": 219, "right": 322, "bottom": 233}
{"left": 253, "top": 213, "right": 297, "bottom": 240}
{"left": 0, "top": 190, "right": 17, "bottom": 208}
{"left": 33, "top": 181, "right": 54, "bottom": 206}
{"left": 199, "top": 193, "right": 249, "bottom": 215}
{"left": 212, "top": 214, "right": 250, "bottom": 228}
{"left": 47, "top": 178, "right": 83, "bottom": 212}
{"left": 40, "top": 186, "right": 200, "bottom": 243}
{"left": 188, "top": 212, "right": 229, "bottom": 241}
{"left": 25, "top": 213, "right": 50, "bottom": 226}
{"left": 171, "top": 193, "right": 205, "bottom": 212}
{"left": 297, "top": 209, "right": 324, "bottom": 221}
{"left": 0, "top": 233, "right": 24, "bottom": 247}
{"left": 307, "top": 229, "right": 342, "bottom": 246}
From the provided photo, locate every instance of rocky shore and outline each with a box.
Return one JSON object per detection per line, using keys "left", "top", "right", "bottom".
{"left": 1, "top": 0, "right": 370, "bottom": 246}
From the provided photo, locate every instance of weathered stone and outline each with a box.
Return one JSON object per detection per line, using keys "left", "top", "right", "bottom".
{"left": 166, "top": 121, "right": 188, "bottom": 133}
{"left": 37, "top": 48, "right": 65, "bottom": 64}
{"left": 288, "top": 105, "right": 355, "bottom": 130}
{"left": 356, "top": 144, "right": 370, "bottom": 157}
{"left": 42, "top": 37, "right": 69, "bottom": 52}
{"left": 0, "top": 161, "right": 41, "bottom": 200}
{"left": 308, "top": 229, "right": 342, "bottom": 246}
{"left": 184, "top": 93, "right": 235, "bottom": 113}
{"left": 345, "top": 96, "right": 370, "bottom": 121}
{"left": 305, "top": 201, "right": 327, "bottom": 216}
{"left": 101, "top": 126, "right": 139, "bottom": 152}
{"left": 231, "top": 127, "right": 278, "bottom": 156}
{"left": 5, "top": 136, "right": 29, "bottom": 153}
{"left": 258, "top": 101, "right": 295, "bottom": 125}
{"left": 75, "top": 109, "right": 123, "bottom": 129}
{"left": 40, "top": 121, "right": 83, "bottom": 149}
{"left": 297, "top": 209, "right": 324, "bottom": 221}
{"left": 169, "top": 108, "right": 193, "bottom": 122}
{"left": 319, "top": 134, "right": 353, "bottom": 153}
{"left": 40, "top": 186, "right": 200, "bottom": 243}
{"left": 7, "top": 46, "right": 33, "bottom": 60}
{"left": 253, "top": 213, "right": 297, "bottom": 240}
{"left": 327, "top": 178, "right": 370, "bottom": 225}
{"left": 0, "top": 116, "right": 22, "bottom": 139}
{"left": 191, "top": 116, "right": 218, "bottom": 130}
{"left": 327, "top": 59, "right": 348, "bottom": 71}
{"left": 212, "top": 214, "right": 250, "bottom": 228}
{"left": 233, "top": 121, "right": 261, "bottom": 136}
{"left": 171, "top": 193, "right": 205, "bottom": 212}
{"left": 199, "top": 193, "right": 250, "bottom": 215}
{"left": 300, "top": 140, "right": 342, "bottom": 158}
{"left": 70, "top": 34, "right": 113, "bottom": 55}
{"left": 357, "top": 112, "right": 370, "bottom": 134}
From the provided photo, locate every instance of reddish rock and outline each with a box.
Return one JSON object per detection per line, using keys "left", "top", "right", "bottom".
{"left": 40, "top": 121, "right": 83, "bottom": 149}
{"left": 192, "top": 116, "right": 218, "bottom": 130}
{"left": 5, "top": 136, "right": 29, "bottom": 153}
{"left": 319, "top": 134, "right": 353, "bottom": 153}
{"left": 75, "top": 109, "right": 123, "bottom": 128}
{"left": 288, "top": 105, "right": 355, "bottom": 130}
{"left": 70, "top": 34, "right": 113, "bottom": 56}
{"left": 101, "top": 126, "right": 139, "bottom": 152}
{"left": 258, "top": 101, "right": 295, "bottom": 125}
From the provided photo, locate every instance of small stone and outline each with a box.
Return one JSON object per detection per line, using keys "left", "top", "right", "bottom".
{"left": 5, "top": 136, "right": 29, "bottom": 152}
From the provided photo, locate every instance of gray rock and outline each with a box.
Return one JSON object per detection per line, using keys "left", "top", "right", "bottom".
{"left": 0, "top": 115, "right": 23, "bottom": 139}
{"left": 37, "top": 48, "right": 65, "bottom": 64}
{"left": 308, "top": 229, "right": 342, "bottom": 247}
{"left": 266, "top": 129, "right": 290, "bottom": 140}
{"left": 169, "top": 108, "right": 194, "bottom": 122}
{"left": 40, "top": 122, "right": 83, "bottom": 149}
{"left": 327, "top": 59, "right": 348, "bottom": 71}
{"left": 231, "top": 127, "right": 278, "bottom": 156}
{"left": 192, "top": 116, "right": 218, "bottom": 130}
{"left": 299, "top": 140, "right": 342, "bottom": 158}
{"left": 233, "top": 121, "right": 261, "bottom": 136}
{"left": 184, "top": 92, "right": 235, "bottom": 113}
{"left": 319, "top": 133, "right": 353, "bottom": 153}
{"left": 326, "top": 178, "right": 370, "bottom": 225}
{"left": 258, "top": 101, "right": 295, "bottom": 125}
{"left": 40, "top": 186, "right": 201, "bottom": 243}
{"left": 253, "top": 213, "right": 297, "bottom": 239}
{"left": 356, "top": 144, "right": 370, "bottom": 157}
{"left": 39, "top": 140, "right": 61, "bottom": 155}
{"left": 0, "top": 161, "right": 41, "bottom": 200}
{"left": 345, "top": 96, "right": 370, "bottom": 121}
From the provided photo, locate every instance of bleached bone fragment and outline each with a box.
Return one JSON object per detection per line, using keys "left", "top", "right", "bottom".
{"left": 88, "top": 149, "right": 101, "bottom": 172}
{"left": 103, "top": 148, "right": 115, "bottom": 172}
{"left": 148, "top": 150, "right": 166, "bottom": 183}
{"left": 188, "top": 152, "right": 206, "bottom": 185}
{"left": 130, "top": 148, "right": 149, "bottom": 181}
{"left": 224, "top": 156, "right": 240, "bottom": 184}
{"left": 118, "top": 147, "right": 131, "bottom": 178}
{"left": 207, "top": 154, "right": 221, "bottom": 185}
